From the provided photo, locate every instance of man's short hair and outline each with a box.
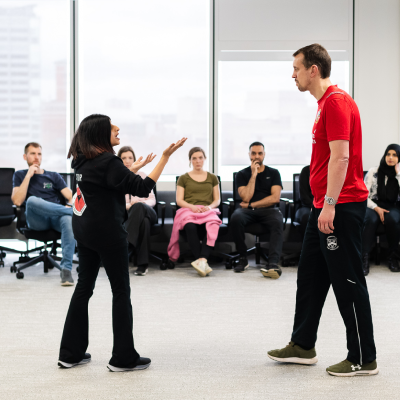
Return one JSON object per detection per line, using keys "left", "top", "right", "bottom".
{"left": 293, "top": 43, "right": 331, "bottom": 79}
{"left": 24, "top": 142, "right": 42, "bottom": 154}
{"left": 249, "top": 142, "right": 265, "bottom": 151}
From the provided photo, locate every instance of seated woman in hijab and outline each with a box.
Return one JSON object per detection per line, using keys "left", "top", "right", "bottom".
{"left": 118, "top": 146, "right": 157, "bottom": 276}
{"left": 362, "top": 144, "right": 400, "bottom": 275}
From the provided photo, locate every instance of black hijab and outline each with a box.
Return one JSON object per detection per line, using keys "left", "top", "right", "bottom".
{"left": 377, "top": 144, "right": 400, "bottom": 203}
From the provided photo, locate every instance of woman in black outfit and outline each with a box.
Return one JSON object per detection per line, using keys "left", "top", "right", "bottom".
{"left": 58, "top": 114, "right": 186, "bottom": 372}
{"left": 362, "top": 144, "right": 400, "bottom": 275}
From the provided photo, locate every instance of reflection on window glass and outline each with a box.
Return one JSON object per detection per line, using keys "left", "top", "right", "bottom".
{"left": 79, "top": 0, "right": 209, "bottom": 178}
{"left": 218, "top": 60, "right": 349, "bottom": 181}
{"left": 0, "top": 0, "right": 70, "bottom": 172}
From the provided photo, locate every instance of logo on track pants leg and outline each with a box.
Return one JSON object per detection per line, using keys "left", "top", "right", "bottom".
{"left": 327, "top": 236, "right": 339, "bottom": 250}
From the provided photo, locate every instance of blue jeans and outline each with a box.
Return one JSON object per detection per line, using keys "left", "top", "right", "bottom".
{"left": 25, "top": 196, "right": 75, "bottom": 271}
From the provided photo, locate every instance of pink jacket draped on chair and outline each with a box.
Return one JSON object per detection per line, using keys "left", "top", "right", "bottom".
{"left": 167, "top": 205, "right": 222, "bottom": 262}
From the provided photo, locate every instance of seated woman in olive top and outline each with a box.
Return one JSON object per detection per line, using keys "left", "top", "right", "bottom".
{"left": 174, "top": 147, "right": 221, "bottom": 276}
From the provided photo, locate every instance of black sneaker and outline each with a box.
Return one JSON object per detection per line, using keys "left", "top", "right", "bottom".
{"left": 362, "top": 253, "right": 370, "bottom": 276}
{"left": 134, "top": 265, "right": 148, "bottom": 276}
{"left": 260, "top": 263, "right": 282, "bottom": 279}
{"left": 107, "top": 357, "right": 151, "bottom": 372}
{"left": 234, "top": 257, "right": 249, "bottom": 273}
{"left": 388, "top": 253, "right": 400, "bottom": 272}
{"left": 58, "top": 353, "right": 91, "bottom": 368}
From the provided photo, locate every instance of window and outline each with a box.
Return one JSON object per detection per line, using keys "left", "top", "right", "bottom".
{"left": 0, "top": 0, "right": 70, "bottom": 172}
{"left": 217, "top": 59, "right": 350, "bottom": 181}
{"left": 78, "top": 0, "right": 210, "bottom": 178}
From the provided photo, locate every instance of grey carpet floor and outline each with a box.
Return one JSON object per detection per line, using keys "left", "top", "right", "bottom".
{"left": 0, "top": 253, "right": 399, "bottom": 400}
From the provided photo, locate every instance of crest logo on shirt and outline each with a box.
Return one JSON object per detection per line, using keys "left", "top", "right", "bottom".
{"left": 315, "top": 109, "right": 321, "bottom": 124}
{"left": 43, "top": 182, "right": 52, "bottom": 189}
{"left": 327, "top": 236, "right": 339, "bottom": 251}
{"left": 72, "top": 184, "right": 87, "bottom": 216}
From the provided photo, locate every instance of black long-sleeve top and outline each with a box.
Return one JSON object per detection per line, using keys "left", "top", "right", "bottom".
{"left": 71, "top": 152, "right": 155, "bottom": 249}
{"left": 299, "top": 165, "right": 313, "bottom": 208}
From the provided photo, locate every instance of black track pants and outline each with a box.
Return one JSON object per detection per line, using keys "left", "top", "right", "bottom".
{"left": 291, "top": 200, "right": 376, "bottom": 365}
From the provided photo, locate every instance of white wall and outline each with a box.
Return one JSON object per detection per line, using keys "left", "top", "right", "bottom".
{"left": 354, "top": 0, "right": 400, "bottom": 170}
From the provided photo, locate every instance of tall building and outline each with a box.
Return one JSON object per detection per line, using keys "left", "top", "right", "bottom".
{"left": 0, "top": 5, "right": 40, "bottom": 169}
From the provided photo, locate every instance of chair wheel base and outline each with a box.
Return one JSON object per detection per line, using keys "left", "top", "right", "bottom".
{"left": 160, "top": 262, "right": 167, "bottom": 270}
{"left": 16, "top": 271, "right": 24, "bottom": 279}
{"left": 10, "top": 266, "right": 17, "bottom": 273}
{"left": 225, "top": 260, "right": 233, "bottom": 270}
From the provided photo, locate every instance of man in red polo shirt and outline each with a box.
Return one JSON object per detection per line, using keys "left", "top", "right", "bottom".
{"left": 267, "top": 44, "right": 378, "bottom": 377}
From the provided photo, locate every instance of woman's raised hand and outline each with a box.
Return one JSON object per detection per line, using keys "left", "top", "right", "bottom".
{"left": 162, "top": 138, "right": 187, "bottom": 158}
{"left": 130, "top": 153, "right": 157, "bottom": 174}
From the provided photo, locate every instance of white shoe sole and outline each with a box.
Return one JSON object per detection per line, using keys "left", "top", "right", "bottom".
{"left": 58, "top": 358, "right": 91, "bottom": 368}
{"left": 260, "top": 268, "right": 281, "bottom": 279}
{"left": 61, "top": 281, "right": 74, "bottom": 286}
{"left": 191, "top": 261, "right": 207, "bottom": 277}
{"left": 267, "top": 354, "right": 318, "bottom": 365}
{"left": 107, "top": 362, "right": 151, "bottom": 372}
{"left": 134, "top": 269, "right": 148, "bottom": 276}
{"left": 327, "top": 368, "right": 379, "bottom": 377}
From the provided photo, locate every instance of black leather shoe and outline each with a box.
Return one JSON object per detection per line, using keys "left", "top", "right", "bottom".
{"left": 362, "top": 253, "right": 370, "bottom": 276}
{"left": 388, "top": 253, "right": 400, "bottom": 272}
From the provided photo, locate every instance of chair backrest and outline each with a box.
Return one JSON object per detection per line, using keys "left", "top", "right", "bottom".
{"left": 59, "top": 173, "right": 74, "bottom": 191}
{"left": 152, "top": 184, "right": 159, "bottom": 217}
{"left": 232, "top": 171, "right": 279, "bottom": 209}
{"left": 0, "top": 168, "right": 15, "bottom": 219}
{"left": 293, "top": 173, "right": 301, "bottom": 213}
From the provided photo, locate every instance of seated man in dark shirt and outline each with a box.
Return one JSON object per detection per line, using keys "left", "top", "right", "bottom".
{"left": 11, "top": 142, "right": 75, "bottom": 286}
{"left": 231, "top": 142, "right": 283, "bottom": 278}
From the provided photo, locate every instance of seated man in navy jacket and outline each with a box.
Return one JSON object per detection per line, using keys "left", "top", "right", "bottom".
{"left": 11, "top": 142, "right": 75, "bottom": 286}
{"left": 230, "top": 142, "right": 284, "bottom": 278}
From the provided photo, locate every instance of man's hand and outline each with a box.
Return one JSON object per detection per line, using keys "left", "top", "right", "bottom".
{"left": 374, "top": 206, "right": 389, "bottom": 223}
{"left": 318, "top": 205, "right": 335, "bottom": 234}
{"left": 130, "top": 153, "right": 157, "bottom": 174}
{"left": 27, "top": 164, "right": 40, "bottom": 178}
{"left": 250, "top": 160, "right": 260, "bottom": 177}
{"left": 240, "top": 202, "right": 249, "bottom": 209}
{"left": 162, "top": 138, "right": 187, "bottom": 158}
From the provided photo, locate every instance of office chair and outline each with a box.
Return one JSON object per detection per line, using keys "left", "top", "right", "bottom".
{"left": 362, "top": 170, "right": 386, "bottom": 265}
{"left": 11, "top": 181, "right": 78, "bottom": 279}
{"left": 170, "top": 175, "right": 232, "bottom": 267}
{"left": 281, "top": 173, "right": 304, "bottom": 266}
{"left": 226, "top": 172, "right": 290, "bottom": 267}
{"left": 0, "top": 168, "right": 20, "bottom": 267}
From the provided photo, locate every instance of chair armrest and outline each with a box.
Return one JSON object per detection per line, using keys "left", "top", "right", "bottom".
{"left": 170, "top": 202, "right": 177, "bottom": 220}
{"left": 279, "top": 198, "right": 290, "bottom": 230}
{"left": 157, "top": 201, "right": 166, "bottom": 226}
{"left": 222, "top": 201, "right": 234, "bottom": 223}
{"left": 14, "top": 205, "right": 26, "bottom": 234}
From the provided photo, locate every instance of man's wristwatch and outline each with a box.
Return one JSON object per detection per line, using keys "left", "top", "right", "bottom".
{"left": 324, "top": 195, "right": 337, "bottom": 206}
{"left": 248, "top": 203, "right": 254, "bottom": 210}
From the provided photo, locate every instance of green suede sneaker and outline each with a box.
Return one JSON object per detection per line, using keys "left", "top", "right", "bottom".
{"left": 268, "top": 341, "right": 318, "bottom": 365}
{"left": 326, "top": 359, "right": 379, "bottom": 377}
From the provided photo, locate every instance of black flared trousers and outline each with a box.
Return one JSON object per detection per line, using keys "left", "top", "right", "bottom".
{"left": 59, "top": 241, "right": 140, "bottom": 368}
